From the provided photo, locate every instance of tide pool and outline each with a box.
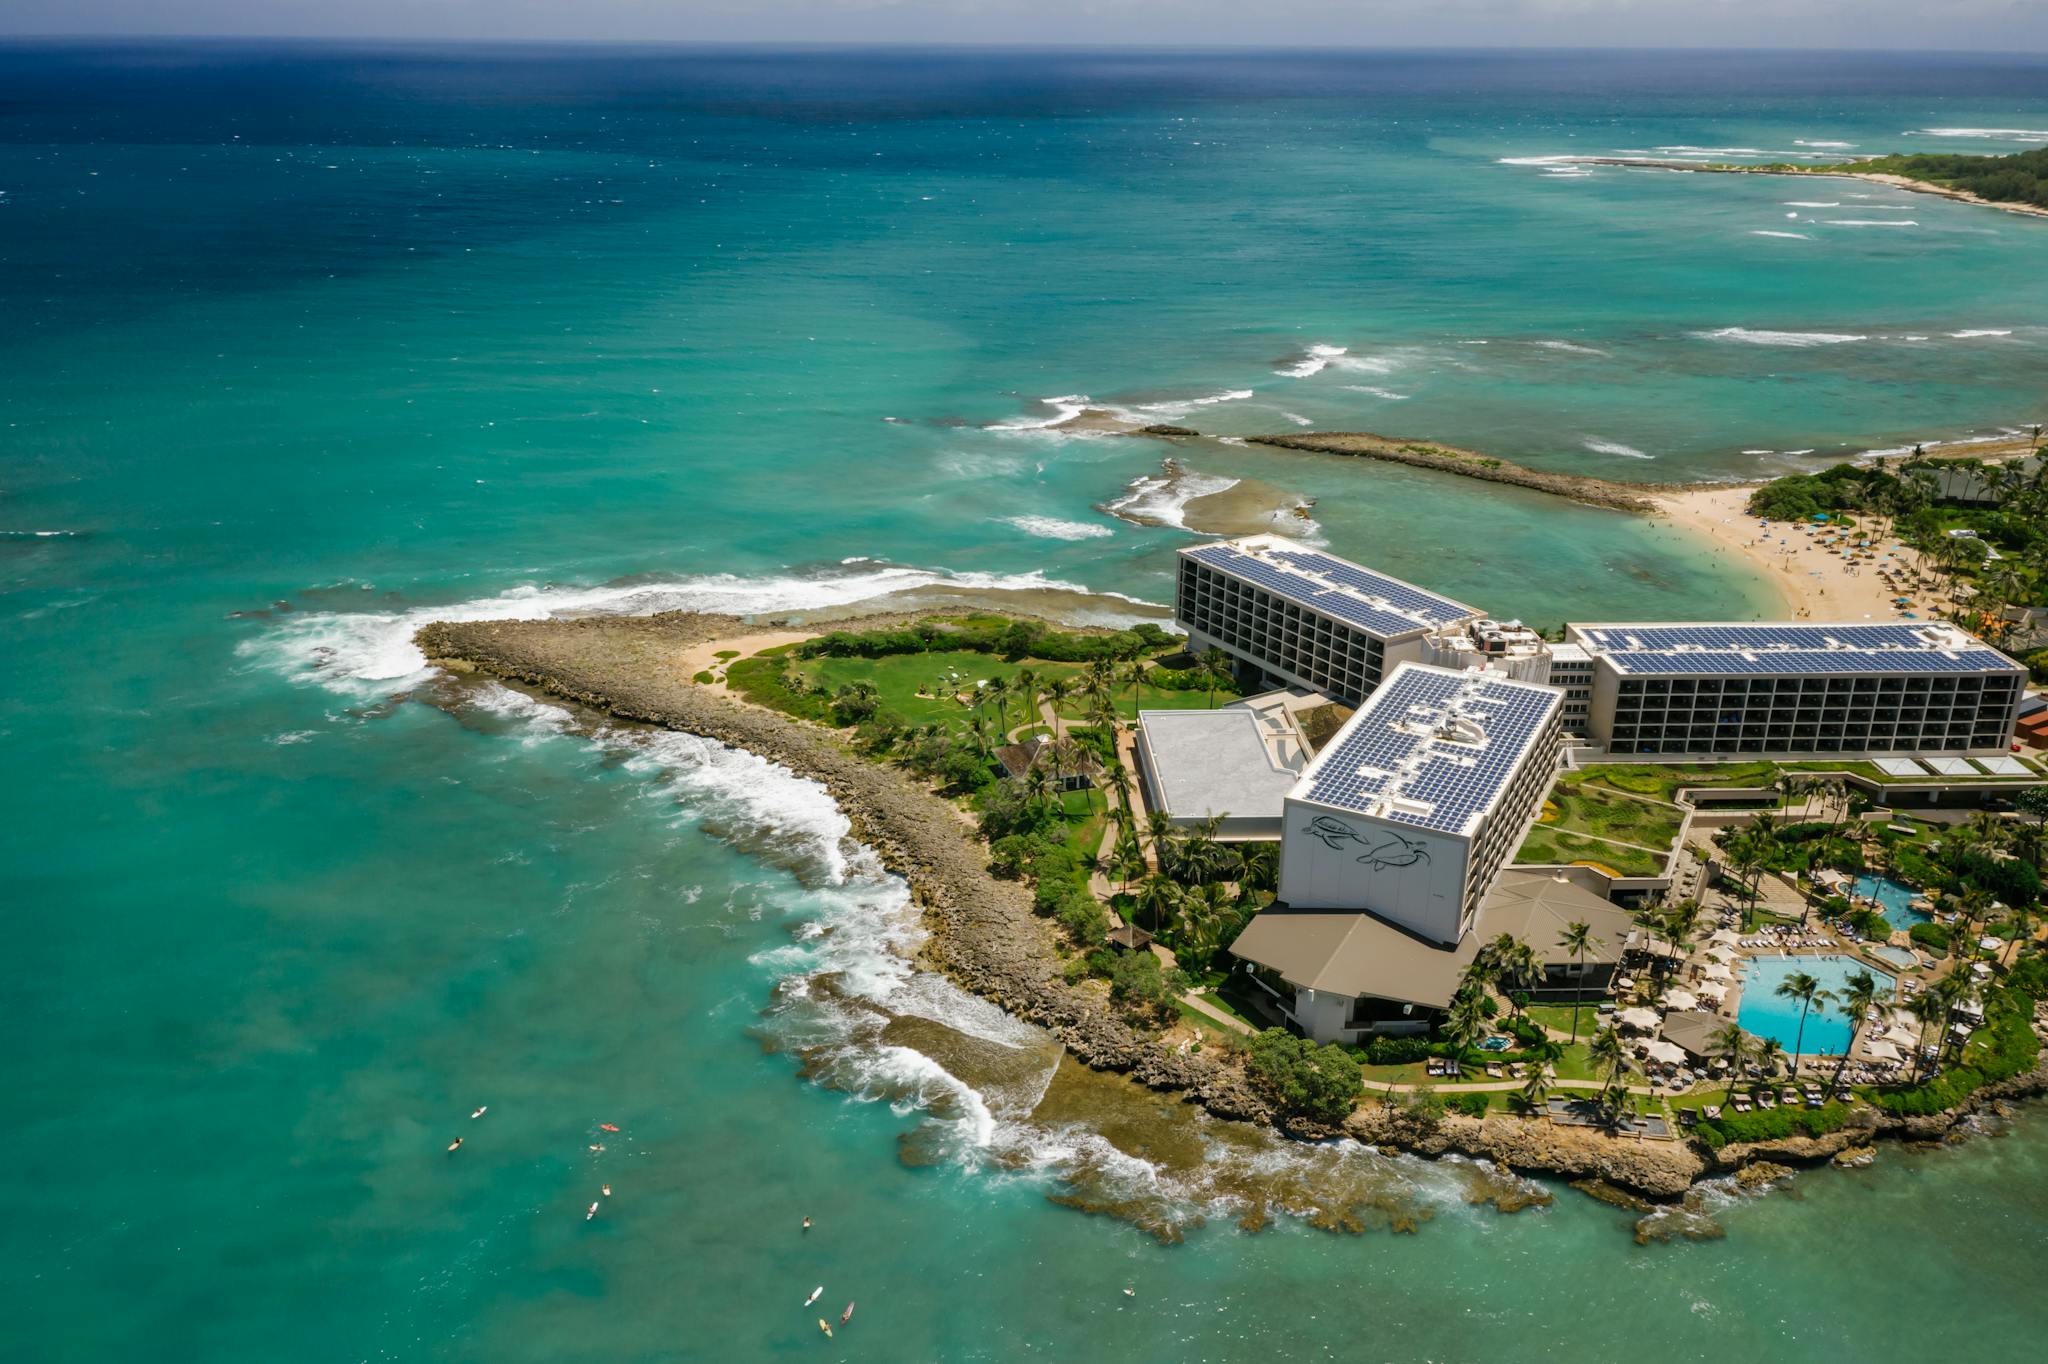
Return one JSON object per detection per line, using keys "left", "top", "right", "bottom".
{"left": 5, "top": 43, "right": 2048, "bottom": 1362}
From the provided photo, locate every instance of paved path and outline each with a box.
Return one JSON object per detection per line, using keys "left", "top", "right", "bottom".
{"left": 1177, "top": 992, "right": 1254, "bottom": 1035}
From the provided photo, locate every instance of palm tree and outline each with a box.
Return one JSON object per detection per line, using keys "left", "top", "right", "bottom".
{"left": 1831, "top": 969, "right": 1881, "bottom": 1089}
{"left": 1774, "top": 969, "right": 1831, "bottom": 1076}
{"left": 1906, "top": 991, "right": 1947, "bottom": 1079}
{"left": 984, "top": 675, "right": 1010, "bottom": 736}
{"left": 1136, "top": 872, "right": 1183, "bottom": 935}
{"left": 1711, "top": 1022, "right": 1750, "bottom": 1101}
{"left": 1198, "top": 646, "right": 1232, "bottom": 707}
{"left": 1044, "top": 676, "right": 1074, "bottom": 735}
{"left": 1587, "top": 1027, "right": 1630, "bottom": 1118}
{"left": 1558, "top": 920, "right": 1602, "bottom": 1043}
{"left": 1110, "top": 832, "right": 1145, "bottom": 894}
{"left": 1519, "top": 1067, "right": 1553, "bottom": 1118}
{"left": 1755, "top": 1037, "right": 1785, "bottom": 1080}
{"left": 1175, "top": 882, "right": 1237, "bottom": 964}
{"left": 1443, "top": 989, "right": 1489, "bottom": 1076}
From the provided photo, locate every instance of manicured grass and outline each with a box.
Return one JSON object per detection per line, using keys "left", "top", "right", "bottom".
{"left": 1513, "top": 825, "right": 1666, "bottom": 877}
{"left": 1525, "top": 1003, "right": 1606, "bottom": 1038}
{"left": 788, "top": 648, "right": 1236, "bottom": 736}
{"left": 1539, "top": 776, "right": 1685, "bottom": 850}
{"left": 1576, "top": 757, "right": 2041, "bottom": 799}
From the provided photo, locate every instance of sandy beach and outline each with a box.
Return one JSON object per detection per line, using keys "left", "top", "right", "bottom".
{"left": 1650, "top": 485, "right": 1929, "bottom": 621}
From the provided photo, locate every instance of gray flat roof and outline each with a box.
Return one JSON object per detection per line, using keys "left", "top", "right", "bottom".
{"left": 1572, "top": 621, "right": 2019, "bottom": 677}
{"left": 1182, "top": 534, "right": 1479, "bottom": 638}
{"left": 1136, "top": 708, "right": 1298, "bottom": 823}
{"left": 1293, "top": 663, "right": 1561, "bottom": 836}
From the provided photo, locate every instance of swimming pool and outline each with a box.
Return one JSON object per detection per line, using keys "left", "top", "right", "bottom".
{"left": 1737, "top": 955, "right": 1894, "bottom": 1056}
{"left": 1851, "top": 874, "right": 1927, "bottom": 931}
{"left": 1868, "top": 945, "right": 1921, "bottom": 970}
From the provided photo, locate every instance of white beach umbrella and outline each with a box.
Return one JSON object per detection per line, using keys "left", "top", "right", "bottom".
{"left": 1617, "top": 1007, "right": 1661, "bottom": 1031}
{"left": 1643, "top": 1040, "right": 1688, "bottom": 1066}
{"left": 1663, "top": 989, "right": 1699, "bottom": 1012}
{"left": 1863, "top": 1039, "right": 1902, "bottom": 1063}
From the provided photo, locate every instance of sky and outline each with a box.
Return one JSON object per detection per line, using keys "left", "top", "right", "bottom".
{"left": 1, "top": 1, "right": 2045, "bottom": 51}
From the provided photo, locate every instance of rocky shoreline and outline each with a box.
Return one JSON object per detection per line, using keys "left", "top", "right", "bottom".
{"left": 1237, "top": 431, "right": 1663, "bottom": 512}
{"left": 1551, "top": 156, "right": 2048, "bottom": 221}
{"left": 411, "top": 609, "right": 2044, "bottom": 1205}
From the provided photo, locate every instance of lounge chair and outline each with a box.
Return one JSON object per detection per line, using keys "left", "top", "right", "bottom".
{"left": 1703, "top": 1105, "right": 1722, "bottom": 1120}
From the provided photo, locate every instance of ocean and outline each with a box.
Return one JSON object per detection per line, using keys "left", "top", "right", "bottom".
{"left": 3, "top": 42, "right": 2046, "bottom": 1361}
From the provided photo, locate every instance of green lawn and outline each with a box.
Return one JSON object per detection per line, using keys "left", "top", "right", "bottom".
{"left": 1576, "top": 757, "right": 2042, "bottom": 799}
{"left": 1539, "top": 776, "right": 1685, "bottom": 849}
{"left": 1512, "top": 825, "right": 1667, "bottom": 877}
{"left": 788, "top": 648, "right": 1236, "bottom": 736}
{"left": 1525, "top": 1003, "right": 1606, "bottom": 1038}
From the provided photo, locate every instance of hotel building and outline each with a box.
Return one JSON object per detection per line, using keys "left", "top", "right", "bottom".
{"left": 1176, "top": 536, "right": 1482, "bottom": 705}
{"left": 1565, "top": 622, "right": 2025, "bottom": 758}
{"left": 1232, "top": 664, "right": 1569, "bottom": 1042}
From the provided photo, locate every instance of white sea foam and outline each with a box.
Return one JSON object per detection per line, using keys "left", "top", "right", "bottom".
{"left": 238, "top": 562, "right": 1100, "bottom": 694}
{"left": 1825, "top": 219, "right": 1917, "bottom": 227}
{"left": 1330, "top": 351, "right": 1403, "bottom": 375}
{"left": 1583, "top": 437, "right": 1652, "bottom": 460}
{"left": 1497, "top": 154, "right": 1586, "bottom": 166}
{"left": 1951, "top": 329, "right": 2014, "bottom": 338}
{"left": 1742, "top": 449, "right": 1776, "bottom": 456}
{"left": 1795, "top": 140, "right": 1854, "bottom": 148}
{"left": 1532, "top": 339, "right": 1607, "bottom": 356}
{"left": 1750, "top": 231, "right": 1812, "bottom": 239}
{"left": 986, "top": 394, "right": 1092, "bottom": 432}
{"left": 1000, "top": 514, "right": 1114, "bottom": 541}
{"left": 1695, "top": 327, "right": 1867, "bottom": 347}
{"left": 1783, "top": 201, "right": 1841, "bottom": 208}
{"left": 1104, "top": 468, "right": 1239, "bottom": 530}
{"left": 1274, "top": 344, "right": 1346, "bottom": 378}
{"left": 1281, "top": 411, "right": 1314, "bottom": 427}
{"left": 1343, "top": 385, "right": 1411, "bottom": 400}
{"left": 1128, "top": 388, "right": 1254, "bottom": 420}
{"left": 1911, "top": 128, "right": 2048, "bottom": 142}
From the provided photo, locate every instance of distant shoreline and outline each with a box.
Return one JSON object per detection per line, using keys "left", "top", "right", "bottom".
{"left": 1552, "top": 156, "right": 2048, "bottom": 220}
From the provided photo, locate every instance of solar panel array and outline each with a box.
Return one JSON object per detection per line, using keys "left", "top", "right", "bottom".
{"left": 1183, "top": 542, "right": 1477, "bottom": 636}
{"left": 1300, "top": 665, "right": 1560, "bottom": 836}
{"left": 1574, "top": 622, "right": 2019, "bottom": 677}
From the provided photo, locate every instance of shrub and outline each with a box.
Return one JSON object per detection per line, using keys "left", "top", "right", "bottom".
{"left": 1848, "top": 909, "right": 1892, "bottom": 942}
{"left": 1057, "top": 896, "right": 1109, "bottom": 949}
{"left": 1694, "top": 1101, "right": 1849, "bottom": 1147}
{"left": 1365, "top": 1034, "right": 1431, "bottom": 1065}
{"left": 691, "top": 669, "right": 715, "bottom": 684}
{"left": 1248, "top": 1030, "right": 1364, "bottom": 1122}
{"left": 1108, "top": 950, "right": 1175, "bottom": 1012}
{"left": 2006, "top": 954, "right": 2048, "bottom": 999}
{"left": 1450, "top": 1092, "right": 1491, "bottom": 1119}
{"left": 1909, "top": 921, "right": 1951, "bottom": 954}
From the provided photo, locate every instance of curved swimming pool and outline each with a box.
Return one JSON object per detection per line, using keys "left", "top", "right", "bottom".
{"left": 1737, "top": 955, "right": 1895, "bottom": 1056}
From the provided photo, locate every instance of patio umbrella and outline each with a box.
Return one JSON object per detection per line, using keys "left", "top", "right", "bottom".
{"left": 1696, "top": 983, "right": 1728, "bottom": 1003}
{"left": 1617, "top": 1007, "right": 1661, "bottom": 1031}
{"left": 1863, "top": 1039, "right": 1902, "bottom": 1063}
{"left": 1643, "top": 1040, "right": 1688, "bottom": 1065}
{"left": 1663, "top": 989, "right": 1699, "bottom": 1012}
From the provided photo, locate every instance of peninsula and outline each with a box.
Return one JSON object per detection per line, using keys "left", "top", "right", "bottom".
{"left": 1532, "top": 146, "right": 2048, "bottom": 219}
{"left": 414, "top": 521, "right": 2048, "bottom": 1233}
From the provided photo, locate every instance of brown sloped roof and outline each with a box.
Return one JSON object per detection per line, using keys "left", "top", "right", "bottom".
{"left": 1229, "top": 908, "right": 1477, "bottom": 1009}
{"left": 1476, "top": 872, "right": 1635, "bottom": 967}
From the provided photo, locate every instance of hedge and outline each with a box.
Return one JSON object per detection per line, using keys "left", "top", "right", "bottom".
{"left": 1694, "top": 1100, "right": 1850, "bottom": 1150}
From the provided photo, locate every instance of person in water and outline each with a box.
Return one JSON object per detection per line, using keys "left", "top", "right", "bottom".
{"left": 801, "top": 1216, "right": 812, "bottom": 1232}
{"left": 446, "top": 1137, "right": 463, "bottom": 1153}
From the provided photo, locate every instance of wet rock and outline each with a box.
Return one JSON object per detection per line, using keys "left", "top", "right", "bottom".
{"left": 1138, "top": 423, "right": 1198, "bottom": 437}
{"left": 1832, "top": 1146, "right": 1877, "bottom": 1169}
{"left": 1571, "top": 1178, "right": 1653, "bottom": 1213}
{"left": 1735, "top": 1161, "right": 1794, "bottom": 1191}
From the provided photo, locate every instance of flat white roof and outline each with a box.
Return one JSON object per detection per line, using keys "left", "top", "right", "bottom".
{"left": 1137, "top": 708, "right": 1301, "bottom": 824}
{"left": 1182, "top": 535, "right": 1480, "bottom": 639}
{"left": 1569, "top": 621, "right": 2019, "bottom": 677}
{"left": 1290, "top": 662, "right": 1560, "bottom": 837}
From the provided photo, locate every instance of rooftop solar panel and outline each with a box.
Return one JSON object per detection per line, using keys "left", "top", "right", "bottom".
{"left": 1183, "top": 539, "right": 1479, "bottom": 636}
{"left": 1574, "top": 620, "right": 2020, "bottom": 677}
{"left": 1294, "top": 663, "right": 1560, "bottom": 835}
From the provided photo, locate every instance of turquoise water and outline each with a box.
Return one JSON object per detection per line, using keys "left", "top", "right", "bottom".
{"left": 6, "top": 43, "right": 2048, "bottom": 1361}
{"left": 1739, "top": 956, "right": 1894, "bottom": 1055}
{"left": 1853, "top": 873, "right": 1931, "bottom": 930}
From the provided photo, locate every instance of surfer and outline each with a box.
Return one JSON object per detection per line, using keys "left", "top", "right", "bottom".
{"left": 586, "top": 1201, "right": 599, "bottom": 1221}
{"left": 446, "top": 1137, "right": 463, "bottom": 1153}
{"left": 817, "top": 1320, "right": 833, "bottom": 1339}
{"left": 601, "top": 1184, "right": 612, "bottom": 1198}
{"left": 470, "top": 1105, "right": 487, "bottom": 1120}
{"left": 801, "top": 1216, "right": 812, "bottom": 1232}
{"left": 840, "top": 1303, "right": 855, "bottom": 1326}
{"left": 804, "top": 1287, "right": 823, "bottom": 1307}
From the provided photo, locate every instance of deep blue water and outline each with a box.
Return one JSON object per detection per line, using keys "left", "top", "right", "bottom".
{"left": 4, "top": 44, "right": 2047, "bottom": 1361}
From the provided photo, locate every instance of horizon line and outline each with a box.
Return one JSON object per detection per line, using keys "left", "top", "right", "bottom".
{"left": 3, "top": 35, "right": 2047, "bottom": 58}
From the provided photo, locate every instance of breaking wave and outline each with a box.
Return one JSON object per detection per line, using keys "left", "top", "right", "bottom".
{"left": 1910, "top": 128, "right": 2048, "bottom": 143}
{"left": 1583, "top": 437, "right": 1652, "bottom": 460}
{"left": 1103, "top": 464, "right": 1239, "bottom": 530}
{"left": 1274, "top": 344, "right": 1347, "bottom": 378}
{"left": 1750, "top": 231, "right": 1812, "bottom": 240}
{"left": 1001, "top": 515, "right": 1115, "bottom": 541}
{"left": 1693, "top": 327, "right": 1867, "bottom": 347}
{"left": 237, "top": 562, "right": 1098, "bottom": 694}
